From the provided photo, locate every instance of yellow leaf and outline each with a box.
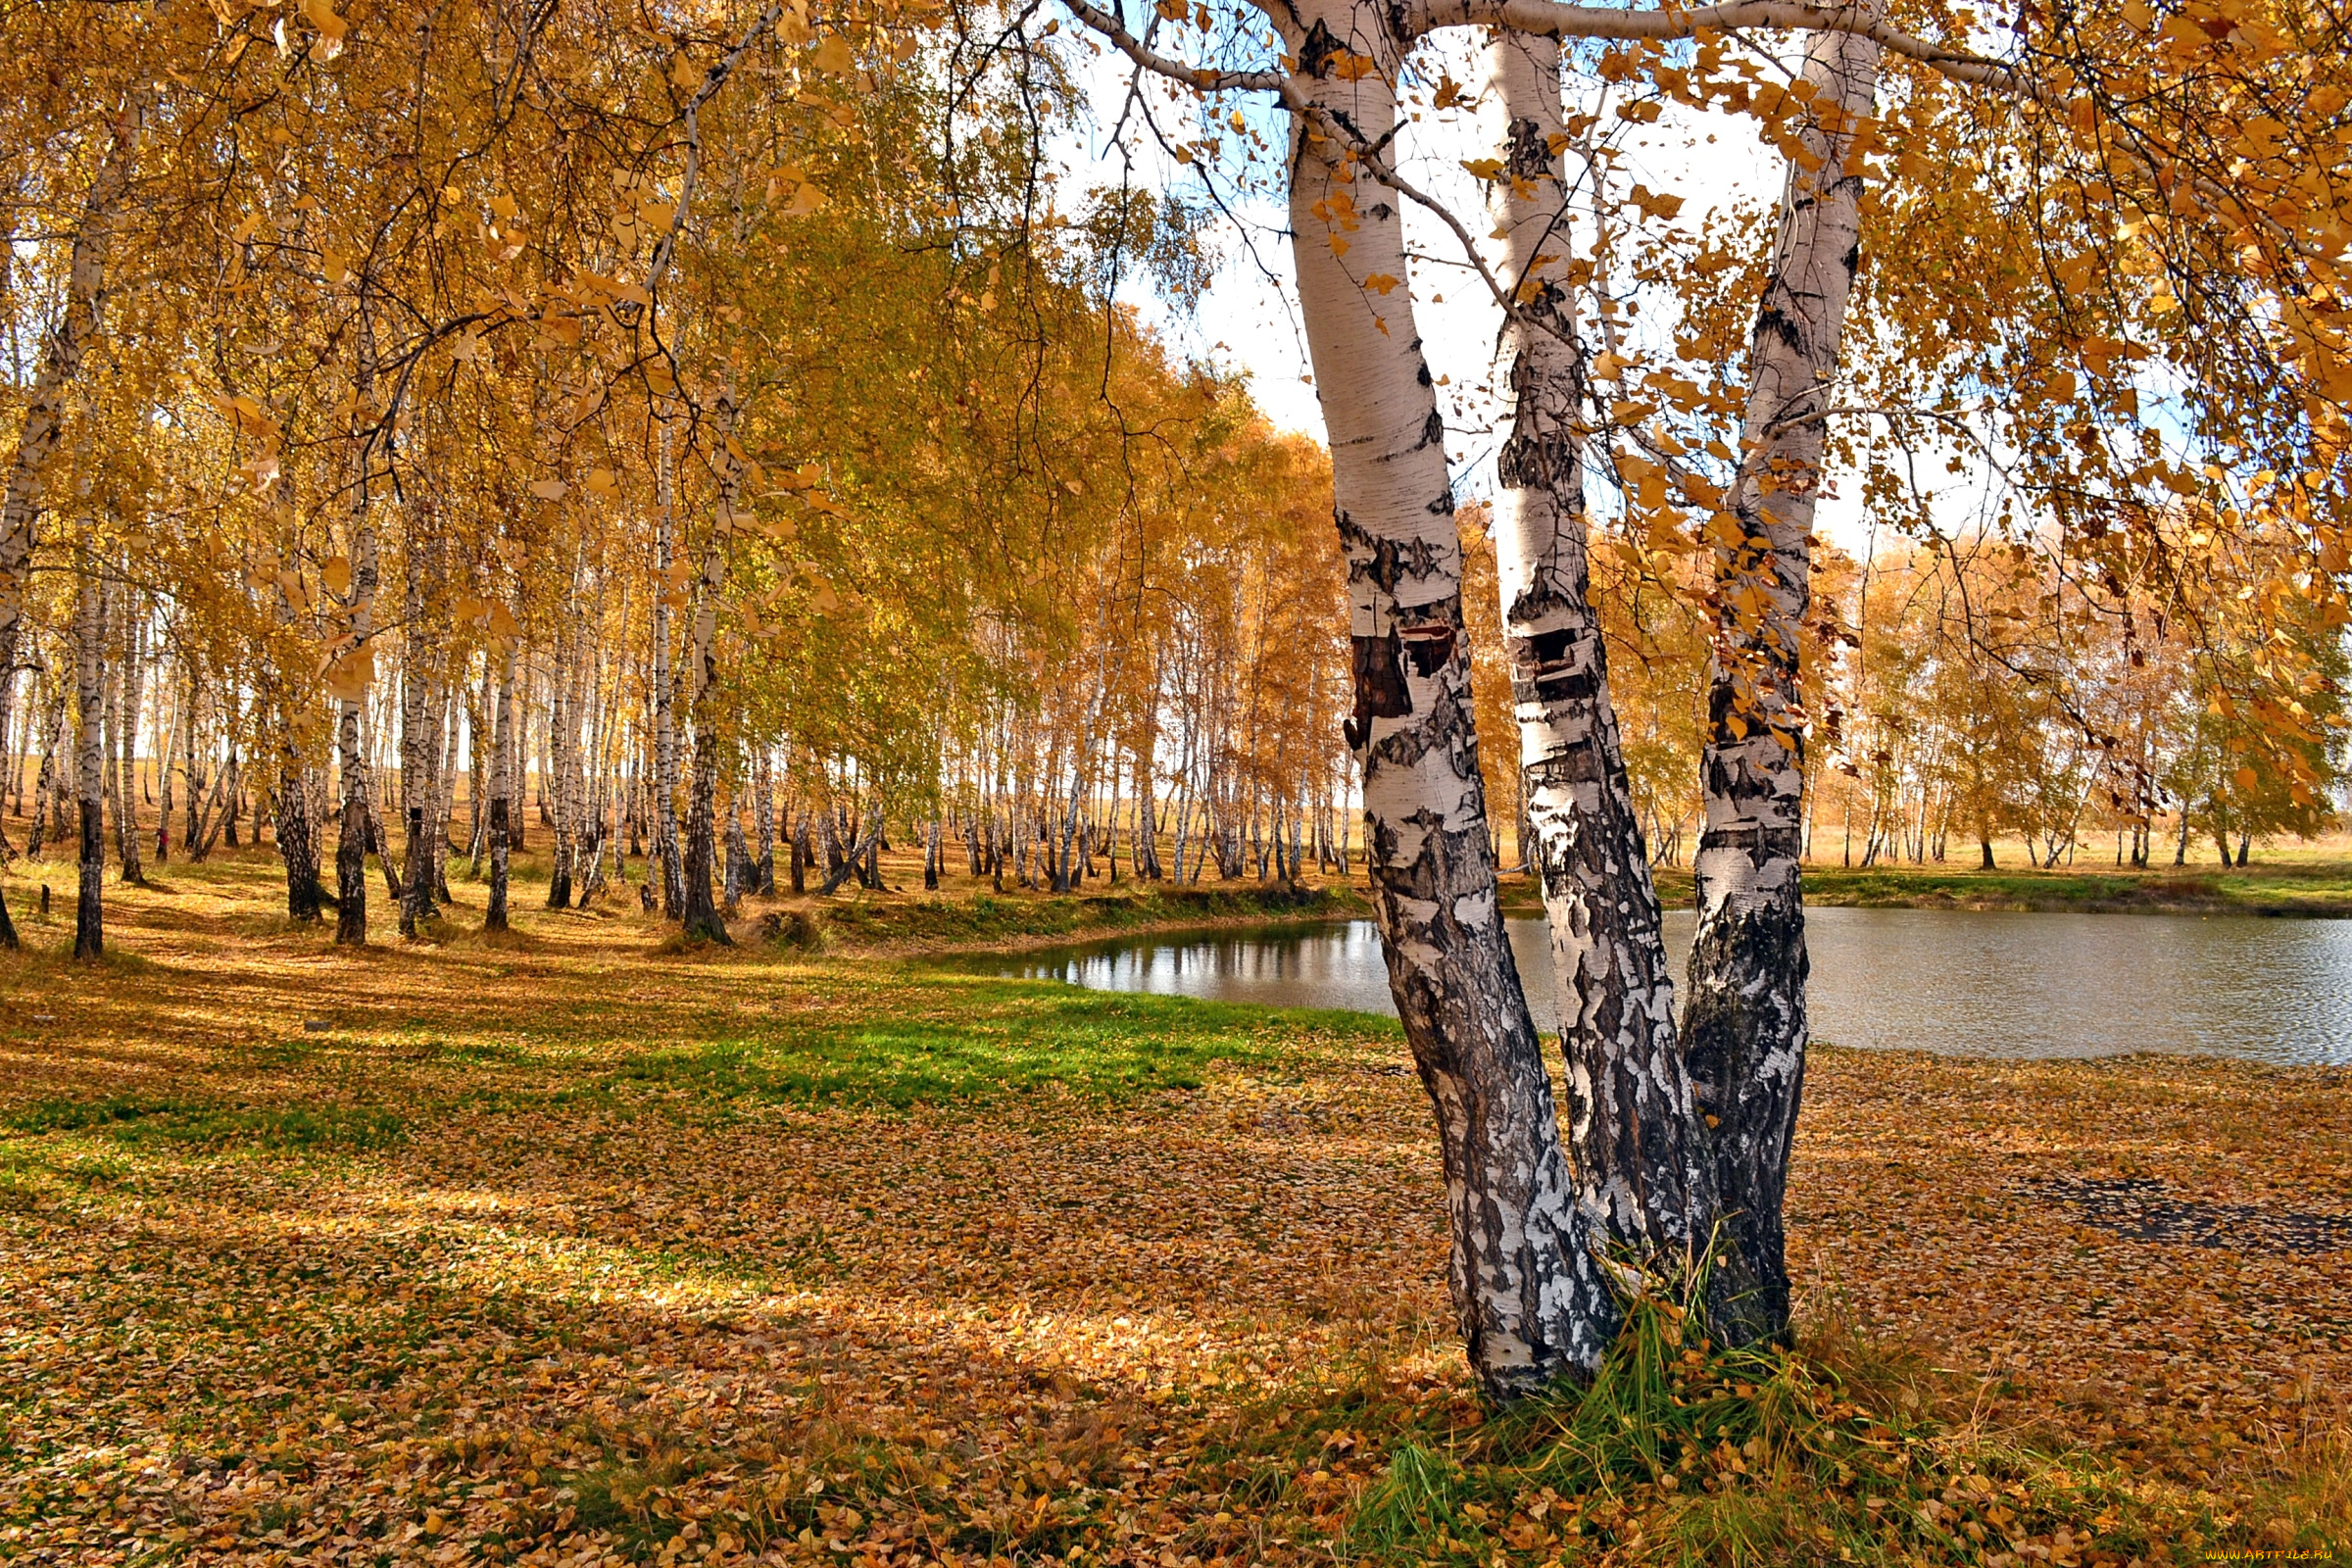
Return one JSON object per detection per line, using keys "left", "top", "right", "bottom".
{"left": 299, "top": 0, "right": 346, "bottom": 42}
{"left": 1363, "top": 273, "right": 1398, "bottom": 296}
{"left": 669, "top": 52, "right": 703, "bottom": 88}
{"left": 811, "top": 33, "right": 852, "bottom": 73}
{"left": 2233, "top": 766, "right": 2259, "bottom": 791}
{"left": 529, "top": 478, "right": 569, "bottom": 500}
{"left": 1460, "top": 158, "right": 1504, "bottom": 180}
{"left": 320, "top": 555, "right": 352, "bottom": 597}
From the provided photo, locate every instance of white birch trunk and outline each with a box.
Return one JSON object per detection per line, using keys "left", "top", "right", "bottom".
{"left": 1283, "top": 0, "right": 1608, "bottom": 1396}
{"left": 1683, "top": 21, "right": 1881, "bottom": 1347}
{"left": 1484, "top": 32, "right": 1714, "bottom": 1266}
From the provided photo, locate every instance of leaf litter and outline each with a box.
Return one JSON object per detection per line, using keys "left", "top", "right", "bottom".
{"left": 0, "top": 861, "right": 2344, "bottom": 1565}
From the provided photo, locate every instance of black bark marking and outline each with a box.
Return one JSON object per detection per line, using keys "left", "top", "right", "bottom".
{"left": 1696, "top": 824, "right": 1804, "bottom": 864}
{"left": 1397, "top": 621, "right": 1455, "bottom": 676}
{"left": 1347, "top": 630, "right": 1410, "bottom": 749}
{"left": 1335, "top": 511, "right": 1447, "bottom": 594}
{"left": 1297, "top": 19, "right": 1343, "bottom": 78}
{"left": 1751, "top": 306, "right": 1805, "bottom": 358}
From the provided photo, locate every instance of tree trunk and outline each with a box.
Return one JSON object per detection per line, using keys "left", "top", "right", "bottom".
{"left": 277, "top": 752, "right": 323, "bottom": 921}
{"left": 755, "top": 749, "right": 776, "bottom": 895}
{"left": 73, "top": 555, "right": 106, "bottom": 960}
{"left": 677, "top": 388, "right": 744, "bottom": 945}
{"left": 400, "top": 531, "right": 438, "bottom": 935}
{"left": 1288, "top": 0, "right": 1608, "bottom": 1398}
{"left": 1683, "top": 20, "right": 1881, "bottom": 1348}
{"left": 652, "top": 423, "right": 684, "bottom": 918}
{"left": 0, "top": 93, "right": 146, "bottom": 811}
{"left": 113, "top": 592, "right": 144, "bottom": 883}
{"left": 485, "top": 641, "right": 517, "bottom": 932}
{"left": 1485, "top": 29, "right": 1714, "bottom": 1272}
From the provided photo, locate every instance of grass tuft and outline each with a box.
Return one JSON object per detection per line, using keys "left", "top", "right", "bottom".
{"left": 8, "top": 1094, "right": 404, "bottom": 1152}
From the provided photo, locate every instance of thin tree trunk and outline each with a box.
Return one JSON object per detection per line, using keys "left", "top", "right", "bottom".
{"left": 678, "top": 386, "right": 744, "bottom": 944}
{"left": 1485, "top": 32, "right": 1712, "bottom": 1267}
{"left": 73, "top": 553, "right": 106, "bottom": 959}
{"left": 0, "top": 94, "right": 146, "bottom": 817}
{"left": 113, "top": 591, "right": 144, "bottom": 883}
{"left": 1683, "top": 20, "right": 1881, "bottom": 1348}
{"left": 652, "top": 422, "right": 683, "bottom": 917}
{"left": 485, "top": 641, "right": 517, "bottom": 932}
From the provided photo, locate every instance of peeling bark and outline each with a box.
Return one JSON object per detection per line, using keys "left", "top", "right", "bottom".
{"left": 0, "top": 94, "right": 145, "bottom": 786}
{"left": 1286, "top": 0, "right": 1609, "bottom": 1398}
{"left": 1486, "top": 32, "right": 1715, "bottom": 1270}
{"left": 1684, "top": 20, "right": 1881, "bottom": 1348}
{"left": 485, "top": 641, "right": 517, "bottom": 932}
{"left": 73, "top": 552, "right": 105, "bottom": 961}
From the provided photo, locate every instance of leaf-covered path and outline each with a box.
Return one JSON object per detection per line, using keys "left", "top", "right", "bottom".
{"left": 1, "top": 856, "right": 2345, "bottom": 1564}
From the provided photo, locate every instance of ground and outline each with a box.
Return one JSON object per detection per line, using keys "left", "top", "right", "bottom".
{"left": 0, "top": 844, "right": 2345, "bottom": 1566}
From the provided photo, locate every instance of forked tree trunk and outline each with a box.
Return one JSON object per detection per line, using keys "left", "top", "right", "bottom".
{"left": 1486, "top": 31, "right": 1715, "bottom": 1268}
{"left": 546, "top": 614, "right": 578, "bottom": 909}
{"left": 333, "top": 338, "right": 381, "bottom": 947}
{"left": 73, "top": 555, "right": 106, "bottom": 960}
{"left": 1285, "top": 0, "right": 1608, "bottom": 1397}
{"left": 1683, "top": 22, "right": 1882, "bottom": 1348}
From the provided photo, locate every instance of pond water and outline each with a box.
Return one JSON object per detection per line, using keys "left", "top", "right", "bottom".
{"left": 971, "top": 908, "right": 2352, "bottom": 1066}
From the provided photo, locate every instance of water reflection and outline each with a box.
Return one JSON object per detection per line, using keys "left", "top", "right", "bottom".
{"left": 977, "top": 907, "right": 2352, "bottom": 1066}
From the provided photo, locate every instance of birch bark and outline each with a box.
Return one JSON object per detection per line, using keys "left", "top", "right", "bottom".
{"left": 1485, "top": 32, "right": 1714, "bottom": 1265}
{"left": 332, "top": 334, "right": 381, "bottom": 948}
{"left": 1283, "top": 0, "right": 1609, "bottom": 1396}
{"left": 115, "top": 595, "right": 145, "bottom": 883}
{"left": 652, "top": 422, "right": 684, "bottom": 916}
{"left": 1683, "top": 21, "right": 1880, "bottom": 1347}
{"left": 73, "top": 551, "right": 105, "bottom": 960}
{"left": 485, "top": 640, "right": 518, "bottom": 932}
{"left": 0, "top": 94, "right": 146, "bottom": 776}
{"left": 678, "top": 384, "right": 745, "bottom": 942}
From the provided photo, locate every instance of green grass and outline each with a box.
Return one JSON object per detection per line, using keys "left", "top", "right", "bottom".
{"left": 810, "top": 883, "right": 1369, "bottom": 948}
{"left": 6, "top": 1094, "right": 405, "bottom": 1152}
{"left": 1506, "top": 856, "right": 2352, "bottom": 915}
{"left": 609, "top": 979, "right": 1312, "bottom": 1108}
{"left": 1334, "top": 1284, "right": 2297, "bottom": 1566}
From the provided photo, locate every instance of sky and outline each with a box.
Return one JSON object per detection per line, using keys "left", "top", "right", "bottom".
{"left": 1054, "top": 29, "right": 2006, "bottom": 561}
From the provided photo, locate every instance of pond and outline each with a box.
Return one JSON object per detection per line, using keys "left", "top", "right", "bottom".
{"left": 967, "top": 907, "right": 2352, "bottom": 1066}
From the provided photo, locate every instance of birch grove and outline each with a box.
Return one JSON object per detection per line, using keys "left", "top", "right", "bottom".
{"left": 0, "top": 0, "right": 2347, "bottom": 1402}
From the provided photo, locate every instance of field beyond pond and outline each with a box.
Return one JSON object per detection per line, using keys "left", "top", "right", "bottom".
{"left": 1, "top": 848, "right": 2347, "bottom": 1565}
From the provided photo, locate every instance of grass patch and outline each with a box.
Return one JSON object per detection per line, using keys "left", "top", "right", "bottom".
{"left": 612, "top": 982, "right": 1295, "bottom": 1107}
{"left": 7, "top": 1094, "right": 404, "bottom": 1152}
{"left": 811, "top": 883, "right": 1368, "bottom": 948}
{"left": 1339, "top": 1288, "right": 2319, "bottom": 1565}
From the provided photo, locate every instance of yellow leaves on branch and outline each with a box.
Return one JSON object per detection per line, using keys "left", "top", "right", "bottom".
{"left": 809, "top": 33, "right": 853, "bottom": 74}
{"left": 297, "top": 0, "right": 346, "bottom": 56}
{"left": 769, "top": 165, "right": 828, "bottom": 219}
{"left": 1310, "top": 192, "right": 1359, "bottom": 258}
